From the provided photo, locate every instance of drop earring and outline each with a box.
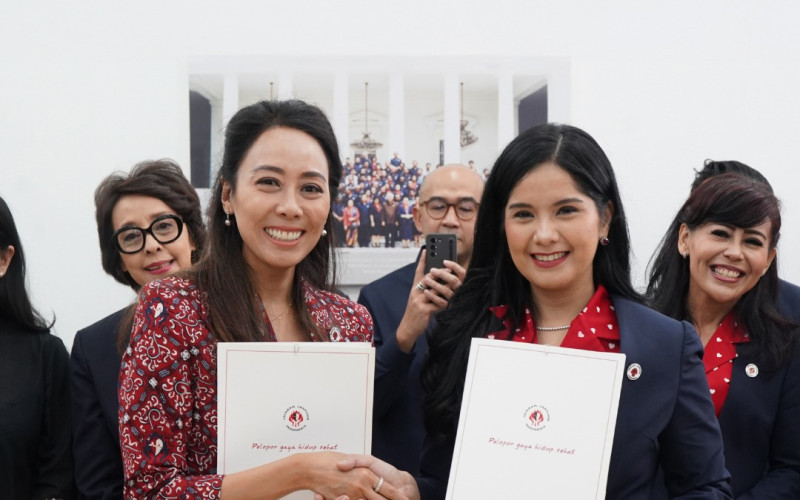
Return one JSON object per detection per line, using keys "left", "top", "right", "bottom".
{"left": 224, "top": 210, "right": 232, "bottom": 227}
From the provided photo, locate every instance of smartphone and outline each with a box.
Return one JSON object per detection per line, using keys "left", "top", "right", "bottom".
{"left": 425, "top": 233, "right": 457, "bottom": 275}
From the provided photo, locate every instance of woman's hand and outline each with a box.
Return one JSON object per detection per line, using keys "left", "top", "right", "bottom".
{"left": 313, "top": 454, "right": 419, "bottom": 500}
{"left": 221, "top": 451, "right": 403, "bottom": 500}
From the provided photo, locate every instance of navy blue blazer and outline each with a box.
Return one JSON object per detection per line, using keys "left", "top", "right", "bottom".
{"left": 358, "top": 259, "right": 428, "bottom": 475}
{"left": 418, "top": 296, "right": 732, "bottom": 499}
{"left": 778, "top": 279, "right": 800, "bottom": 322}
{"left": 69, "top": 308, "right": 126, "bottom": 500}
{"left": 719, "top": 340, "right": 800, "bottom": 498}
{"left": 715, "top": 278, "right": 800, "bottom": 498}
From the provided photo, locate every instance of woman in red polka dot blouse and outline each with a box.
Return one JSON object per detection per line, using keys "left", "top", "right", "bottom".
{"left": 417, "top": 124, "right": 731, "bottom": 499}
{"left": 648, "top": 173, "right": 800, "bottom": 498}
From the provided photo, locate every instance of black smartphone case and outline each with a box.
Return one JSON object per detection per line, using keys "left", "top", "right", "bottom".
{"left": 425, "top": 233, "right": 457, "bottom": 273}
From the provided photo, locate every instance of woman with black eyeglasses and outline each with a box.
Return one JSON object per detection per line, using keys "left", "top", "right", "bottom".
{"left": 69, "top": 159, "right": 206, "bottom": 499}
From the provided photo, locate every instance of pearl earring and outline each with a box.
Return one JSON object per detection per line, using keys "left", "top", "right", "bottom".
{"left": 321, "top": 229, "right": 328, "bottom": 236}
{"left": 224, "top": 210, "right": 232, "bottom": 227}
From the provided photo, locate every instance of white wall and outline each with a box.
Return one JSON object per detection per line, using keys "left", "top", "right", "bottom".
{"left": 2, "top": 0, "right": 799, "bottom": 350}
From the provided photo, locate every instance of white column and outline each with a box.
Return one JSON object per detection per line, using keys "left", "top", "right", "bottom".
{"left": 388, "top": 73, "right": 405, "bottom": 157}
{"left": 443, "top": 74, "right": 460, "bottom": 164}
{"left": 222, "top": 73, "right": 239, "bottom": 129}
{"left": 278, "top": 71, "right": 293, "bottom": 99}
{"left": 209, "top": 101, "right": 223, "bottom": 178}
{"left": 333, "top": 71, "right": 350, "bottom": 161}
{"left": 497, "top": 71, "right": 515, "bottom": 153}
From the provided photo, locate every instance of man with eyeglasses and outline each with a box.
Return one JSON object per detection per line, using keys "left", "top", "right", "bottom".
{"left": 358, "top": 164, "right": 484, "bottom": 475}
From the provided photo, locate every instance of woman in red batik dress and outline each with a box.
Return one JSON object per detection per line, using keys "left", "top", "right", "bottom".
{"left": 118, "top": 99, "right": 419, "bottom": 500}
{"left": 343, "top": 198, "right": 360, "bottom": 247}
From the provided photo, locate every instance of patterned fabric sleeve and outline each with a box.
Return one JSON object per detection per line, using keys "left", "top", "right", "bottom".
{"left": 118, "top": 277, "right": 222, "bottom": 499}
{"left": 304, "top": 285, "right": 373, "bottom": 343}
{"left": 347, "top": 301, "right": 373, "bottom": 342}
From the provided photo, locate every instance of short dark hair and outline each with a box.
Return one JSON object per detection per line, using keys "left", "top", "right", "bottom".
{"left": 94, "top": 159, "right": 206, "bottom": 291}
{"left": 0, "top": 196, "right": 52, "bottom": 331}
{"left": 196, "top": 99, "right": 343, "bottom": 343}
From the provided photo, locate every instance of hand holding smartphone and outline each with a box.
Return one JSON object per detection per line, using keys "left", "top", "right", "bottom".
{"left": 425, "top": 233, "right": 457, "bottom": 275}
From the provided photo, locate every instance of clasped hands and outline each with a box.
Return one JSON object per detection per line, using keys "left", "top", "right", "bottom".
{"left": 312, "top": 454, "right": 419, "bottom": 500}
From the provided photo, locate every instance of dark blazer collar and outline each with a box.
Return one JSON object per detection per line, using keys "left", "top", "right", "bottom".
{"left": 609, "top": 295, "right": 648, "bottom": 362}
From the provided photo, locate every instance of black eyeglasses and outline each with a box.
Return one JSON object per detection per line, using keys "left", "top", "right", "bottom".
{"left": 112, "top": 214, "right": 184, "bottom": 254}
{"left": 420, "top": 197, "right": 479, "bottom": 221}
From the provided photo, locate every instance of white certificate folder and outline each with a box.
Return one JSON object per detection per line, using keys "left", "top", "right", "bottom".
{"left": 446, "top": 339, "right": 626, "bottom": 500}
{"left": 217, "top": 342, "right": 374, "bottom": 498}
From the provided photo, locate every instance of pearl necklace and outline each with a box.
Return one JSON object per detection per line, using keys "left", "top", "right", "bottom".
{"left": 536, "top": 324, "right": 571, "bottom": 332}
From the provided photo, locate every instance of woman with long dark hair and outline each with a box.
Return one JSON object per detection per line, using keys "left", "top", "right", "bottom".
{"left": 118, "top": 99, "right": 418, "bottom": 500}
{"left": 0, "top": 195, "right": 73, "bottom": 499}
{"left": 70, "top": 159, "right": 206, "bottom": 499}
{"left": 647, "top": 173, "right": 800, "bottom": 497}
{"left": 418, "top": 124, "right": 731, "bottom": 498}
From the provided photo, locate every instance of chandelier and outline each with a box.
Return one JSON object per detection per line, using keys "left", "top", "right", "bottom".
{"left": 350, "top": 82, "right": 383, "bottom": 153}
{"left": 460, "top": 82, "right": 478, "bottom": 148}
